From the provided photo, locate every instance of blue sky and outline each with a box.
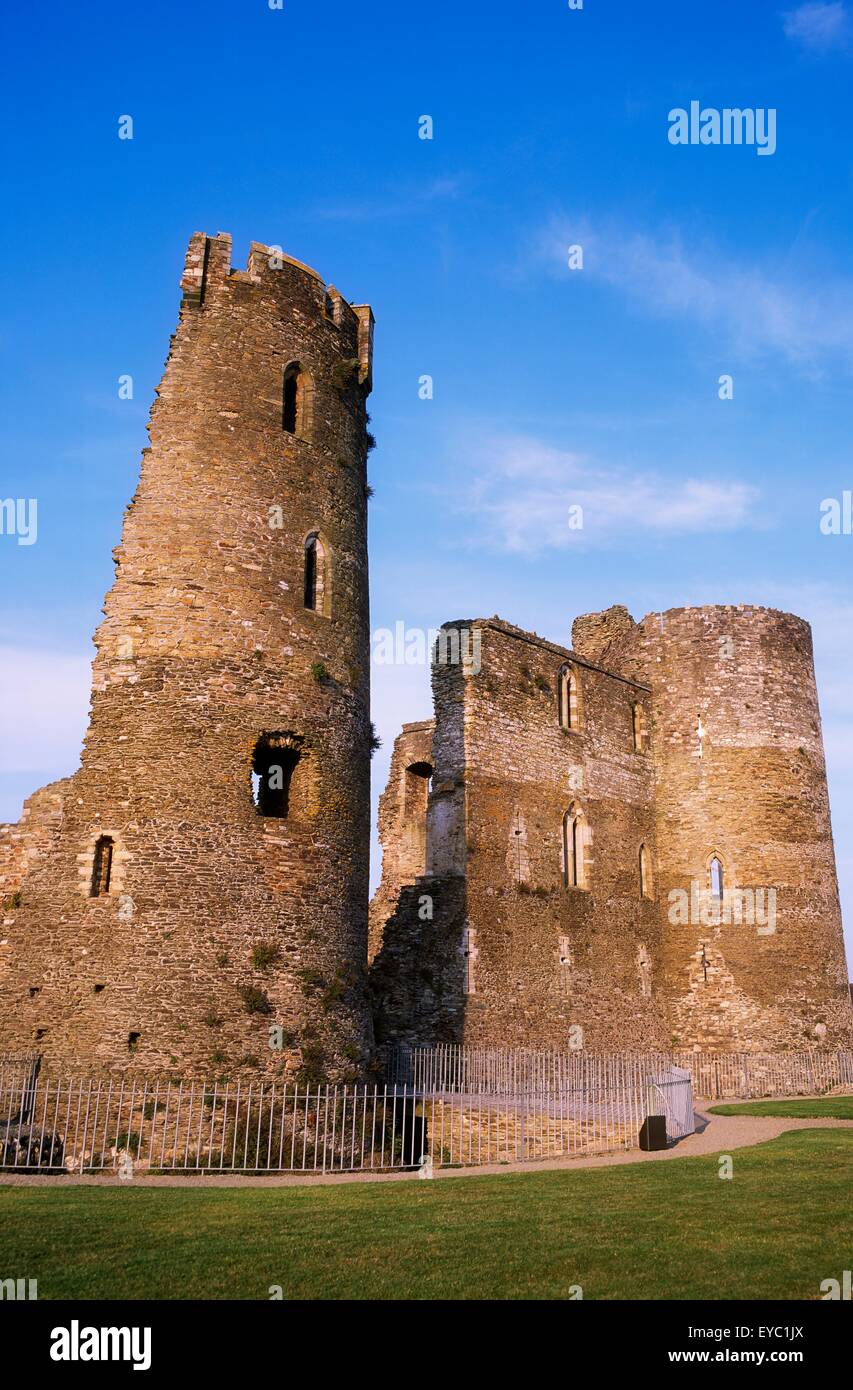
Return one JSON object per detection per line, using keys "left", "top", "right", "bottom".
{"left": 1, "top": 1, "right": 852, "bottom": 961}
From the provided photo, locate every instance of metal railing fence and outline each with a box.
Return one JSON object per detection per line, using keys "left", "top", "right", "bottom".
{"left": 382, "top": 1044, "right": 853, "bottom": 1101}
{"left": 0, "top": 1060, "right": 693, "bottom": 1175}
{"left": 3, "top": 1044, "right": 847, "bottom": 1176}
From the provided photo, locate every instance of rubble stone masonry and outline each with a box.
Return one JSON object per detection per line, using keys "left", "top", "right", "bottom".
{"left": 371, "top": 618, "right": 667, "bottom": 1050}
{"left": 367, "top": 719, "right": 434, "bottom": 965}
{"left": 0, "top": 233, "right": 375, "bottom": 1078}
{"left": 600, "top": 604, "right": 852, "bottom": 1050}
{"left": 2, "top": 234, "right": 850, "bottom": 1073}
{"left": 370, "top": 608, "right": 853, "bottom": 1052}
{"left": 0, "top": 781, "right": 71, "bottom": 911}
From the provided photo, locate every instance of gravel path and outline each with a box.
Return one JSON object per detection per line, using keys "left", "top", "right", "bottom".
{"left": 2, "top": 1107, "right": 851, "bottom": 1188}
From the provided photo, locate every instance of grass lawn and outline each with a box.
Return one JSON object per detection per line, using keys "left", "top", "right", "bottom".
{"left": 708, "top": 1097, "right": 853, "bottom": 1120}
{"left": 0, "top": 1130, "right": 850, "bottom": 1300}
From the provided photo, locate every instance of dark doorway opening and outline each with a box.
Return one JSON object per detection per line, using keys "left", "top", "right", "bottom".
{"left": 252, "top": 734, "right": 303, "bottom": 818}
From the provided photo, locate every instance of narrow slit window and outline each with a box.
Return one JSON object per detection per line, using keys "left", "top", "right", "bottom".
{"left": 632, "top": 703, "right": 645, "bottom": 752}
{"left": 559, "top": 665, "right": 581, "bottom": 730}
{"left": 283, "top": 368, "right": 299, "bottom": 433}
{"left": 639, "top": 843, "right": 652, "bottom": 899}
{"left": 304, "top": 536, "right": 317, "bottom": 608}
{"left": 463, "top": 927, "right": 477, "bottom": 995}
{"left": 562, "top": 806, "right": 586, "bottom": 888}
{"left": 710, "top": 856, "right": 724, "bottom": 900}
{"left": 90, "top": 836, "right": 114, "bottom": 897}
{"left": 303, "top": 532, "right": 329, "bottom": 614}
{"left": 282, "top": 362, "right": 312, "bottom": 437}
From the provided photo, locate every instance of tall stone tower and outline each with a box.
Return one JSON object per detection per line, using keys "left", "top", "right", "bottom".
{"left": 0, "top": 232, "right": 375, "bottom": 1078}
{"left": 584, "top": 604, "right": 852, "bottom": 1050}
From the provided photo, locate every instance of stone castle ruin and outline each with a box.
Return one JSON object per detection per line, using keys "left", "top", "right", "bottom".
{"left": 0, "top": 233, "right": 374, "bottom": 1079}
{"left": 0, "top": 234, "right": 850, "bottom": 1077}
{"left": 371, "top": 610, "right": 852, "bottom": 1054}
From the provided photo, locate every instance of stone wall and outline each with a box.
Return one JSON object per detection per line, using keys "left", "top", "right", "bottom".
{"left": 603, "top": 604, "right": 853, "bottom": 1050}
{"left": 370, "top": 877, "right": 468, "bottom": 1047}
{"left": 0, "top": 233, "right": 375, "bottom": 1079}
{"left": 0, "top": 781, "right": 71, "bottom": 991}
{"left": 3, "top": 235, "right": 849, "bottom": 1072}
{"left": 0, "top": 780, "right": 70, "bottom": 904}
{"left": 368, "top": 720, "right": 434, "bottom": 963}
{"left": 371, "top": 607, "right": 853, "bottom": 1052}
{"left": 370, "top": 618, "right": 668, "bottom": 1050}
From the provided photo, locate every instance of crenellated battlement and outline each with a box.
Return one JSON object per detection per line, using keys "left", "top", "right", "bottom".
{"left": 179, "top": 231, "right": 374, "bottom": 387}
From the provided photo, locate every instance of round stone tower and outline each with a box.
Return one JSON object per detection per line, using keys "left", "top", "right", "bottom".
{"left": 0, "top": 232, "right": 375, "bottom": 1078}
{"left": 609, "top": 605, "right": 852, "bottom": 1050}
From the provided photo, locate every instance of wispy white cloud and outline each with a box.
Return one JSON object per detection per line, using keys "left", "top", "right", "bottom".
{"left": 458, "top": 435, "right": 762, "bottom": 553}
{"left": 538, "top": 215, "right": 853, "bottom": 373}
{"left": 312, "top": 176, "right": 468, "bottom": 223}
{"left": 783, "top": 2, "right": 851, "bottom": 52}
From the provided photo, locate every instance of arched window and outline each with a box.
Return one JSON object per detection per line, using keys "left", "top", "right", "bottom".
{"left": 632, "top": 702, "right": 645, "bottom": 752}
{"left": 90, "top": 836, "right": 114, "bottom": 897}
{"left": 283, "top": 366, "right": 299, "bottom": 433}
{"left": 639, "top": 843, "right": 653, "bottom": 899}
{"left": 709, "top": 855, "right": 724, "bottom": 900}
{"left": 559, "top": 664, "right": 581, "bottom": 730}
{"left": 252, "top": 733, "right": 304, "bottom": 819}
{"left": 282, "top": 363, "right": 313, "bottom": 437}
{"left": 303, "top": 532, "right": 330, "bottom": 614}
{"left": 562, "top": 805, "right": 587, "bottom": 888}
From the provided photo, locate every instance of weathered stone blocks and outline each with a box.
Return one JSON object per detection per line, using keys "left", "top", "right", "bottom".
{"left": 0, "top": 234, "right": 375, "bottom": 1079}
{"left": 370, "top": 608, "right": 853, "bottom": 1052}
